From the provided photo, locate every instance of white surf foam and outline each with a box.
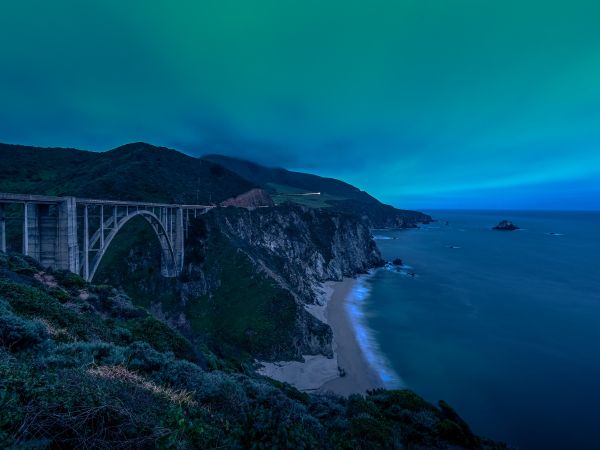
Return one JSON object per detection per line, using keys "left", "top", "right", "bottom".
{"left": 345, "top": 273, "right": 404, "bottom": 388}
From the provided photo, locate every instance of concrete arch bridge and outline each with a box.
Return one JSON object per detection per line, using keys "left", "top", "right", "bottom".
{"left": 0, "top": 193, "right": 214, "bottom": 281}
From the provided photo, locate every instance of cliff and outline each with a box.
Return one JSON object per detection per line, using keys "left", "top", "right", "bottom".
{"left": 95, "top": 204, "right": 383, "bottom": 362}
{"left": 210, "top": 204, "right": 383, "bottom": 301}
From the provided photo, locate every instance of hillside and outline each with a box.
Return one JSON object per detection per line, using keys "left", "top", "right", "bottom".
{"left": 0, "top": 252, "right": 506, "bottom": 449}
{"left": 204, "top": 154, "right": 432, "bottom": 227}
{"left": 0, "top": 141, "right": 505, "bottom": 448}
{"left": 0, "top": 142, "right": 431, "bottom": 227}
{"left": 0, "top": 142, "right": 255, "bottom": 204}
{"left": 94, "top": 204, "right": 384, "bottom": 362}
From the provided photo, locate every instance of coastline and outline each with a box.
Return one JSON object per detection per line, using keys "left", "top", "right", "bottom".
{"left": 319, "top": 276, "right": 384, "bottom": 395}
{"left": 258, "top": 277, "right": 384, "bottom": 395}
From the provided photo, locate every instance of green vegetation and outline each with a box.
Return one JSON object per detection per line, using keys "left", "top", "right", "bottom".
{"left": 95, "top": 212, "right": 302, "bottom": 362}
{"left": 0, "top": 142, "right": 255, "bottom": 204}
{"left": 0, "top": 143, "right": 497, "bottom": 447}
{"left": 268, "top": 182, "right": 346, "bottom": 208}
{"left": 204, "top": 154, "right": 432, "bottom": 227}
{"left": 203, "top": 154, "right": 375, "bottom": 202}
{"left": 94, "top": 216, "right": 179, "bottom": 311}
{"left": 185, "top": 227, "right": 298, "bottom": 360}
{"left": 0, "top": 252, "right": 505, "bottom": 449}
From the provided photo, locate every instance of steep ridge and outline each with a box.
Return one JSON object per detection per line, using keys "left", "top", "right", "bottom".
{"left": 204, "top": 153, "right": 432, "bottom": 228}
{"left": 0, "top": 142, "right": 255, "bottom": 204}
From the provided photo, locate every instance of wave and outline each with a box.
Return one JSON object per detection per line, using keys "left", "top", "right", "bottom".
{"left": 345, "top": 273, "right": 404, "bottom": 388}
{"left": 373, "top": 235, "right": 393, "bottom": 240}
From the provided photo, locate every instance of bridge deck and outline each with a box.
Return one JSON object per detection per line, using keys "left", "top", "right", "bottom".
{"left": 0, "top": 192, "right": 214, "bottom": 209}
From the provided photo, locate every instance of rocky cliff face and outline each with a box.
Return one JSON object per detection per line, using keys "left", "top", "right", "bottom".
{"left": 329, "top": 199, "right": 433, "bottom": 229}
{"left": 210, "top": 205, "right": 383, "bottom": 303}
{"left": 96, "top": 204, "right": 383, "bottom": 361}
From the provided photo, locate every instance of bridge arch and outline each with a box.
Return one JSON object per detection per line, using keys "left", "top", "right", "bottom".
{"left": 0, "top": 192, "right": 214, "bottom": 282}
{"left": 86, "top": 209, "right": 180, "bottom": 282}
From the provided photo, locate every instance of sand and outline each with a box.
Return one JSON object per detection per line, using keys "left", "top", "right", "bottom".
{"left": 257, "top": 277, "right": 383, "bottom": 396}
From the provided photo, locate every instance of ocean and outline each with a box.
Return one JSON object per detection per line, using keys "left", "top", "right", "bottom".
{"left": 351, "top": 210, "right": 600, "bottom": 450}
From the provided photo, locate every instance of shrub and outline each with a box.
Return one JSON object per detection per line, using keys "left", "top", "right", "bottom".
{"left": 40, "top": 342, "right": 123, "bottom": 369}
{"left": 123, "top": 341, "right": 169, "bottom": 373}
{"left": 51, "top": 270, "right": 87, "bottom": 289}
{"left": 0, "top": 302, "right": 47, "bottom": 351}
{"left": 126, "top": 316, "right": 195, "bottom": 361}
{"left": 151, "top": 358, "right": 205, "bottom": 390}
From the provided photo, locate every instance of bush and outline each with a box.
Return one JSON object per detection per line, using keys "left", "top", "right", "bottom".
{"left": 0, "top": 301, "right": 47, "bottom": 351}
{"left": 151, "top": 358, "right": 205, "bottom": 390}
{"left": 126, "top": 316, "right": 195, "bottom": 361}
{"left": 51, "top": 270, "right": 87, "bottom": 290}
{"left": 40, "top": 342, "right": 123, "bottom": 369}
{"left": 123, "top": 341, "right": 169, "bottom": 373}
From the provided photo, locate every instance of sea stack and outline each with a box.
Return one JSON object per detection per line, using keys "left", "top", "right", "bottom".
{"left": 493, "top": 220, "right": 520, "bottom": 231}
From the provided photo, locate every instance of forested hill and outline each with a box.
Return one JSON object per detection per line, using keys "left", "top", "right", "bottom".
{"left": 0, "top": 141, "right": 430, "bottom": 227}
{"left": 204, "top": 153, "right": 432, "bottom": 227}
{"left": 0, "top": 142, "right": 255, "bottom": 204}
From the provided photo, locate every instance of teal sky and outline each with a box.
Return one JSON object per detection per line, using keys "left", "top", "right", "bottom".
{"left": 1, "top": 0, "right": 599, "bottom": 209}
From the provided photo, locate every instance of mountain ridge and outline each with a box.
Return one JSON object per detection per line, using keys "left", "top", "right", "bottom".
{"left": 0, "top": 142, "right": 254, "bottom": 204}
{"left": 0, "top": 141, "right": 431, "bottom": 228}
{"left": 204, "top": 153, "right": 432, "bottom": 227}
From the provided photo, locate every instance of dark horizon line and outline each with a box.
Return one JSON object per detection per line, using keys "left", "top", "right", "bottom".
{"left": 416, "top": 207, "right": 600, "bottom": 213}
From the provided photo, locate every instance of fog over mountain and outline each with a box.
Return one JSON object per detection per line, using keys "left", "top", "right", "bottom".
{"left": 1, "top": 0, "right": 599, "bottom": 209}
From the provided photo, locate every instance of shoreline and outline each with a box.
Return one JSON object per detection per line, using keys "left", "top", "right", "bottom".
{"left": 319, "top": 276, "right": 384, "bottom": 395}
{"left": 258, "top": 276, "right": 384, "bottom": 395}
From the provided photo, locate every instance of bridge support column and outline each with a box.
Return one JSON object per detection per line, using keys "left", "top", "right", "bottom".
{"left": 38, "top": 204, "right": 59, "bottom": 268}
{"left": 56, "top": 197, "right": 79, "bottom": 273}
{"left": 23, "top": 203, "right": 41, "bottom": 259}
{"left": 0, "top": 204, "right": 6, "bottom": 253}
{"left": 22, "top": 202, "right": 73, "bottom": 270}
{"left": 83, "top": 205, "right": 89, "bottom": 280}
{"left": 174, "top": 207, "right": 184, "bottom": 273}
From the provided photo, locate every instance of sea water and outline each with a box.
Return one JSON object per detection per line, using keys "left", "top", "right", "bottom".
{"left": 352, "top": 210, "right": 600, "bottom": 449}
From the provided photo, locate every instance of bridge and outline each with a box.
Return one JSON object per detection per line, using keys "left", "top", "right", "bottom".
{"left": 0, "top": 193, "right": 214, "bottom": 282}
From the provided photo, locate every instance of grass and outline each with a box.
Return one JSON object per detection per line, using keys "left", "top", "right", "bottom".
{"left": 267, "top": 182, "right": 346, "bottom": 208}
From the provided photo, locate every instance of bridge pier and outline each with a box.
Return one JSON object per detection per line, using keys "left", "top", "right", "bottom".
{"left": 175, "top": 207, "right": 184, "bottom": 272}
{"left": 20, "top": 200, "right": 79, "bottom": 271}
{"left": 0, "top": 204, "right": 6, "bottom": 253}
{"left": 57, "top": 197, "right": 79, "bottom": 273}
{"left": 83, "top": 205, "right": 89, "bottom": 280}
{"left": 23, "top": 203, "right": 40, "bottom": 258}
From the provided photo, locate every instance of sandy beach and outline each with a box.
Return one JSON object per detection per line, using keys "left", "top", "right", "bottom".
{"left": 258, "top": 277, "right": 383, "bottom": 396}
{"left": 319, "top": 277, "right": 384, "bottom": 395}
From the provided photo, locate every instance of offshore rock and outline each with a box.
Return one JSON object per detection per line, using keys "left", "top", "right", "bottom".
{"left": 493, "top": 220, "right": 520, "bottom": 231}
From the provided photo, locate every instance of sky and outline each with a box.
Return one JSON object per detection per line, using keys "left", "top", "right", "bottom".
{"left": 1, "top": 0, "right": 599, "bottom": 210}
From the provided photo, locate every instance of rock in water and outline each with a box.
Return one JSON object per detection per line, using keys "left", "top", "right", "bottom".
{"left": 493, "top": 220, "right": 520, "bottom": 231}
